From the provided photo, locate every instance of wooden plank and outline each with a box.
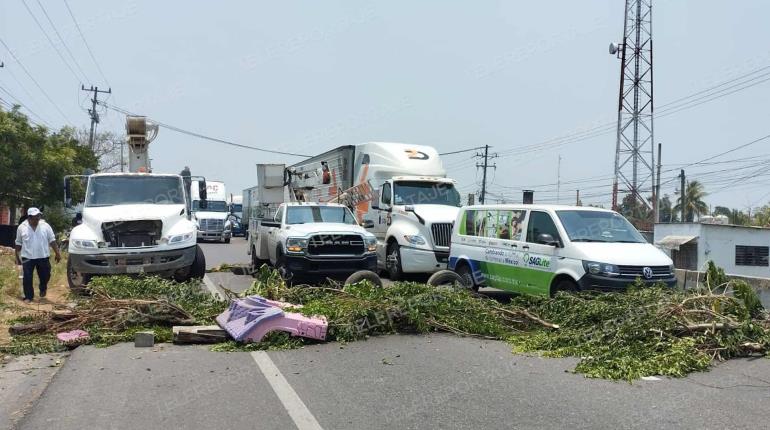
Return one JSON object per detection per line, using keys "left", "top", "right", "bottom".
{"left": 172, "top": 325, "right": 228, "bottom": 344}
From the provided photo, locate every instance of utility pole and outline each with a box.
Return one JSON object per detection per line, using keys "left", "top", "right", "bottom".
{"left": 576, "top": 189, "right": 580, "bottom": 206}
{"left": 610, "top": 0, "right": 655, "bottom": 220}
{"left": 655, "top": 143, "right": 662, "bottom": 222}
{"left": 679, "top": 169, "right": 686, "bottom": 223}
{"left": 475, "top": 145, "right": 497, "bottom": 204}
{"left": 556, "top": 154, "right": 562, "bottom": 204}
{"left": 81, "top": 85, "right": 111, "bottom": 149}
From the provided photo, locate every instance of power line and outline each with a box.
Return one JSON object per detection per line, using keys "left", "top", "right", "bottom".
{"left": 34, "top": 0, "right": 91, "bottom": 82}
{"left": 19, "top": 0, "right": 83, "bottom": 83}
{"left": 63, "top": 0, "right": 111, "bottom": 87}
{"left": 439, "top": 146, "right": 486, "bottom": 156}
{"left": 99, "top": 101, "right": 312, "bottom": 158}
{"left": 0, "top": 83, "right": 52, "bottom": 127}
{"left": 0, "top": 37, "right": 72, "bottom": 123}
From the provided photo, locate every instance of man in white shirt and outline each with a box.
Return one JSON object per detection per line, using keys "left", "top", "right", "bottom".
{"left": 15, "top": 208, "right": 61, "bottom": 303}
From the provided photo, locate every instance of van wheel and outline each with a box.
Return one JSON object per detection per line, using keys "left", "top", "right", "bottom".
{"left": 551, "top": 278, "right": 578, "bottom": 297}
{"left": 386, "top": 242, "right": 403, "bottom": 281}
{"left": 454, "top": 263, "right": 479, "bottom": 292}
{"left": 427, "top": 270, "right": 474, "bottom": 291}
{"left": 66, "top": 257, "right": 91, "bottom": 294}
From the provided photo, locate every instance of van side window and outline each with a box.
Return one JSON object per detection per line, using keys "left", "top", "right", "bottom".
{"left": 381, "top": 183, "right": 392, "bottom": 205}
{"left": 526, "top": 211, "right": 561, "bottom": 244}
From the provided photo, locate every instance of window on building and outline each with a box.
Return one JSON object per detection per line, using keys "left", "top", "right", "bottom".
{"left": 735, "top": 245, "right": 769, "bottom": 267}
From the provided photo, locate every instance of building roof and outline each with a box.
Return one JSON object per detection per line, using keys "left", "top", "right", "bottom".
{"left": 655, "top": 222, "right": 770, "bottom": 231}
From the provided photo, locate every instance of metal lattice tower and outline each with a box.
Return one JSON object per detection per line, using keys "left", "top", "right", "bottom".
{"left": 611, "top": 0, "right": 655, "bottom": 218}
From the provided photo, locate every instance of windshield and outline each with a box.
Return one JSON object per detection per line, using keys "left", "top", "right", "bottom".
{"left": 193, "top": 200, "right": 228, "bottom": 212}
{"left": 232, "top": 204, "right": 242, "bottom": 213}
{"left": 286, "top": 206, "right": 358, "bottom": 225}
{"left": 86, "top": 176, "right": 184, "bottom": 207}
{"left": 556, "top": 210, "right": 646, "bottom": 243}
{"left": 393, "top": 181, "right": 461, "bottom": 206}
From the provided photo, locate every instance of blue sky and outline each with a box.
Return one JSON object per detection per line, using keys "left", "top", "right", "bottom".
{"left": 1, "top": 1, "right": 769, "bottom": 210}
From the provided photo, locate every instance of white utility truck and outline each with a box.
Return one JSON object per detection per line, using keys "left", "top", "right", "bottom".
{"left": 250, "top": 202, "right": 378, "bottom": 280}
{"left": 285, "top": 142, "right": 461, "bottom": 280}
{"left": 65, "top": 116, "right": 207, "bottom": 289}
{"left": 191, "top": 180, "right": 232, "bottom": 243}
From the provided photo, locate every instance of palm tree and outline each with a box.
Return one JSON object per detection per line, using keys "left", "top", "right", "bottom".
{"left": 673, "top": 180, "right": 708, "bottom": 222}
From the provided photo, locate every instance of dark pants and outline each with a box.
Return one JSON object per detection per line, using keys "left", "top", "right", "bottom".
{"left": 21, "top": 257, "right": 51, "bottom": 300}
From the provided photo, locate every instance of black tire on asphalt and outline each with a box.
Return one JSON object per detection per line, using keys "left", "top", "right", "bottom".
{"left": 275, "top": 252, "right": 293, "bottom": 282}
{"left": 454, "top": 263, "right": 479, "bottom": 292}
{"left": 551, "top": 278, "right": 578, "bottom": 297}
{"left": 224, "top": 237, "right": 231, "bottom": 244}
{"left": 344, "top": 270, "right": 383, "bottom": 288}
{"left": 188, "top": 245, "right": 206, "bottom": 280}
{"left": 386, "top": 242, "right": 404, "bottom": 281}
{"left": 250, "top": 246, "right": 267, "bottom": 275}
{"left": 427, "top": 269, "right": 473, "bottom": 290}
{"left": 66, "top": 256, "right": 91, "bottom": 294}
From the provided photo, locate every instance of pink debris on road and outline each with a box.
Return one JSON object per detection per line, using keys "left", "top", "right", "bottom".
{"left": 56, "top": 329, "right": 90, "bottom": 346}
{"left": 216, "top": 295, "right": 328, "bottom": 343}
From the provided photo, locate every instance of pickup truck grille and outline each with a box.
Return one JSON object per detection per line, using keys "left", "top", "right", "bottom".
{"left": 199, "top": 219, "right": 224, "bottom": 232}
{"left": 617, "top": 265, "right": 672, "bottom": 279}
{"left": 431, "top": 223, "right": 453, "bottom": 248}
{"left": 308, "top": 234, "right": 364, "bottom": 256}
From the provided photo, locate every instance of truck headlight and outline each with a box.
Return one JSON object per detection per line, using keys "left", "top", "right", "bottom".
{"left": 72, "top": 239, "right": 98, "bottom": 249}
{"left": 404, "top": 235, "right": 426, "bottom": 245}
{"left": 365, "top": 237, "right": 377, "bottom": 253}
{"left": 583, "top": 261, "right": 620, "bottom": 277}
{"left": 169, "top": 232, "right": 195, "bottom": 244}
{"left": 286, "top": 237, "right": 308, "bottom": 254}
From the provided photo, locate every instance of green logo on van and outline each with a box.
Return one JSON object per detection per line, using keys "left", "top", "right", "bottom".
{"left": 523, "top": 253, "right": 550, "bottom": 269}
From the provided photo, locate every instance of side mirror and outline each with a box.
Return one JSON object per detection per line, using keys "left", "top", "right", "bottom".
{"left": 362, "top": 220, "right": 375, "bottom": 229}
{"left": 198, "top": 180, "right": 208, "bottom": 209}
{"left": 64, "top": 177, "right": 72, "bottom": 208}
{"left": 537, "top": 233, "right": 559, "bottom": 247}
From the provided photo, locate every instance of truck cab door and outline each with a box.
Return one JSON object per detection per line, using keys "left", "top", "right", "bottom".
{"left": 372, "top": 181, "right": 393, "bottom": 262}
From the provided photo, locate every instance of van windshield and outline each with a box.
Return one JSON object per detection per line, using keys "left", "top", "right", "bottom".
{"left": 556, "top": 210, "right": 646, "bottom": 243}
{"left": 393, "top": 181, "right": 461, "bottom": 206}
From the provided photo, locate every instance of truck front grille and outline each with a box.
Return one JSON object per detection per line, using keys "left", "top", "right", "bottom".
{"left": 307, "top": 234, "right": 364, "bottom": 256}
{"left": 430, "top": 223, "right": 453, "bottom": 248}
{"left": 199, "top": 219, "right": 224, "bottom": 232}
{"left": 101, "top": 220, "right": 162, "bottom": 248}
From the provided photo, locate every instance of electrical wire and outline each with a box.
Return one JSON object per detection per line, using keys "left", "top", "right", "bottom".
{"left": 19, "top": 0, "right": 84, "bottom": 83}
{"left": 35, "top": 0, "right": 91, "bottom": 83}
{"left": 63, "top": 0, "right": 111, "bottom": 87}
{"left": 0, "top": 37, "right": 73, "bottom": 123}
{"left": 0, "top": 83, "right": 52, "bottom": 127}
{"left": 439, "top": 146, "right": 486, "bottom": 156}
{"left": 99, "top": 101, "right": 312, "bottom": 158}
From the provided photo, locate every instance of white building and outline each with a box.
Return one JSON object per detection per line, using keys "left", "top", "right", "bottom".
{"left": 654, "top": 221, "right": 770, "bottom": 278}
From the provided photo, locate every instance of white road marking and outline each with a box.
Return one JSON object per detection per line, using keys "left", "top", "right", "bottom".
{"left": 250, "top": 351, "right": 324, "bottom": 430}
{"left": 641, "top": 376, "right": 661, "bottom": 381}
{"left": 202, "top": 274, "right": 224, "bottom": 299}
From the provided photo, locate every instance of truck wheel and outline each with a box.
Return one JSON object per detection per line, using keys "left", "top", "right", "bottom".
{"left": 275, "top": 253, "right": 293, "bottom": 281}
{"left": 344, "top": 270, "right": 383, "bottom": 288}
{"left": 250, "top": 246, "right": 268, "bottom": 274}
{"left": 386, "top": 242, "right": 404, "bottom": 281}
{"left": 224, "top": 237, "right": 231, "bottom": 244}
{"left": 427, "top": 270, "right": 474, "bottom": 291}
{"left": 66, "top": 256, "right": 91, "bottom": 294}
{"left": 189, "top": 245, "right": 206, "bottom": 279}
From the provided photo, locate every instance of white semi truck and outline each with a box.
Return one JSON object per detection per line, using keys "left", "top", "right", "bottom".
{"left": 191, "top": 180, "right": 232, "bottom": 243}
{"left": 65, "top": 116, "right": 207, "bottom": 290}
{"left": 286, "top": 142, "right": 461, "bottom": 279}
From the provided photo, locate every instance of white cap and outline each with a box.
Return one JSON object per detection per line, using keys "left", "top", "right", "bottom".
{"left": 27, "top": 207, "right": 41, "bottom": 216}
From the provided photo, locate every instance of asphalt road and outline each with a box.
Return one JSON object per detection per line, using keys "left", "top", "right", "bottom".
{"left": 12, "top": 335, "right": 770, "bottom": 430}
{"left": 6, "top": 240, "right": 770, "bottom": 429}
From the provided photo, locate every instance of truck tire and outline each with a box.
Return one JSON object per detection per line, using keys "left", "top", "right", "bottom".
{"left": 189, "top": 245, "right": 206, "bottom": 280}
{"left": 427, "top": 270, "right": 473, "bottom": 290}
{"left": 344, "top": 270, "right": 383, "bottom": 288}
{"left": 224, "top": 237, "right": 231, "bottom": 244}
{"left": 275, "top": 252, "right": 293, "bottom": 281}
{"left": 66, "top": 256, "right": 91, "bottom": 294}
{"left": 386, "top": 242, "right": 404, "bottom": 281}
{"left": 250, "top": 246, "right": 268, "bottom": 274}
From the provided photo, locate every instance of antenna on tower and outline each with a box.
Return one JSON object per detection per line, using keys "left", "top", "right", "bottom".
{"left": 610, "top": 0, "right": 655, "bottom": 223}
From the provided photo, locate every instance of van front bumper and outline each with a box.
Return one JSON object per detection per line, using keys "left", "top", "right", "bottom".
{"left": 578, "top": 274, "right": 678, "bottom": 291}
{"left": 399, "top": 246, "right": 449, "bottom": 273}
{"left": 69, "top": 245, "right": 197, "bottom": 275}
{"left": 285, "top": 254, "right": 377, "bottom": 276}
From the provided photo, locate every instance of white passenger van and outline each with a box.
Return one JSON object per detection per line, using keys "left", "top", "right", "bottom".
{"left": 448, "top": 204, "right": 676, "bottom": 296}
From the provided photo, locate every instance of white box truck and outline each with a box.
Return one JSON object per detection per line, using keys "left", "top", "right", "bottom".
{"left": 191, "top": 180, "right": 232, "bottom": 243}
{"left": 286, "top": 142, "right": 461, "bottom": 279}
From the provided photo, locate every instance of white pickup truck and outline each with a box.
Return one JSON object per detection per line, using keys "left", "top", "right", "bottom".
{"left": 249, "top": 202, "right": 378, "bottom": 280}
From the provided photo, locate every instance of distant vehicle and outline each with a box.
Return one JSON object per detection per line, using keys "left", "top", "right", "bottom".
{"left": 250, "top": 202, "right": 378, "bottom": 280}
{"left": 286, "top": 142, "right": 460, "bottom": 280}
{"left": 191, "top": 180, "right": 232, "bottom": 243}
{"left": 229, "top": 194, "right": 245, "bottom": 237}
{"left": 447, "top": 204, "right": 677, "bottom": 296}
